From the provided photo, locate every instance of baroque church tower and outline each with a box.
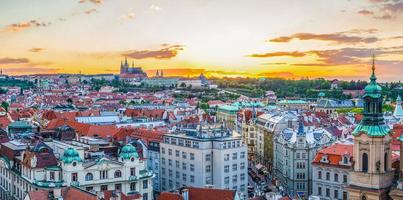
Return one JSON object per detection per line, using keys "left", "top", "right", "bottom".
{"left": 347, "top": 56, "right": 394, "bottom": 200}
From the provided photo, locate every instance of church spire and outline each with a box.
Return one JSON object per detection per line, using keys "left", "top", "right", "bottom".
{"left": 370, "top": 54, "right": 377, "bottom": 84}
{"left": 125, "top": 56, "right": 128, "bottom": 66}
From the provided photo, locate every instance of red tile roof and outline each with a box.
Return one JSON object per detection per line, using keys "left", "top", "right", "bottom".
{"left": 158, "top": 192, "right": 184, "bottom": 200}
{"left": 187, "top": 187, "right": 236, "bottom": 200}
{"left": 313, "top": 143, "right": 353, "bottom": 168}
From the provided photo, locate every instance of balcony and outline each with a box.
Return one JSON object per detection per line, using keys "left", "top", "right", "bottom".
{"left": 128, "top": 170, "right": 154, "bottom": 181}
{"left": 33, "top": 180, "right": 67, "bottom": 188}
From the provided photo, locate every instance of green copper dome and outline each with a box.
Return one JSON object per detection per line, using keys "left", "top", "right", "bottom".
{"left": 353, "top": 56, "right": 390, "bottom": 137}
{"left": 119, "top": 144, "right": 139, "bottom": 160}
{"left": 61, "top": 148, "right": 82, "bottom": 164}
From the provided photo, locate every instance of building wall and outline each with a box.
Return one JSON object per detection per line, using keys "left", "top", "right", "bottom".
{"left": 159, "top": 135, "right": 248, "bottom": 197}
{"left": 312, "top": 165, "right": 350, "bottom": 200}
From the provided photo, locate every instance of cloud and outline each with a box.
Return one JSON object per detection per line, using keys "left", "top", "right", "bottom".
{"left": 248, "top": 51, "right": 306, "bottom": 58}
{"left": 79, "top": 0, "right": 102, "bottom": 5}
{"left": 268, "top": 31, "right": 378, "bottom": 44}
{"left": 357, "top": 9, "right": 374, "bottom": 15}
{"left": 0, "top": 20, "right": 50, "bottom": 32}
{"left": 249, "top": 46, "right": 403, "bottom": 66}
{"left": 4, "top": 67, "right": 59, "bottom": 75}
{"left": 29, "top": 48, "right": 45, "bottom": 53}
{"left": 84, "top": 8, "right": 97, "bottom": 15}
{"left": 0, "top": 57, "right": 30, "bottom": 64}
{"left": 122, "top": 44, "right": 184, "bottom": 59}
{"left": 150, "top": 4, "right": 163, "bottom": 11}
{"left": 257, "top": 72, "right": 298, "bottom": 79}
{"left": 119, "top": 8, "right": 135, "bottom": 21}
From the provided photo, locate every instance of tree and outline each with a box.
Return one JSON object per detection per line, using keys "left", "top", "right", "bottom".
{"left": 1, "top": 102, "right": 9, "bottom": 112}
{"left": 179, "top": 82, "right": 186, "bottom": 88}
{"left": 66, "top": 98, "right": 73, "bottom": 104}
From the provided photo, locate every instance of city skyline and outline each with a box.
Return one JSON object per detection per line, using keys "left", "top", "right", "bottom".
{"left": 1, "top": 0, "right": 403, "bottom": 81}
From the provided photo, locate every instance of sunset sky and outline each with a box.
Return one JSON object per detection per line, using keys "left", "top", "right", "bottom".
{"left": 1, "top": 0, "right": 403, "bottom": 81}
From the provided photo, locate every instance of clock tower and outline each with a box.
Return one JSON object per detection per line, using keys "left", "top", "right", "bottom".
{"left": 347, "top": 56, "right": 394, "bottom": 200}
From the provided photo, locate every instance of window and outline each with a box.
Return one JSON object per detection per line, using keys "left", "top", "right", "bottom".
{"left": 114, "top": 170, "right": 122, "bottom": 178}
{"left": 171, "top": 138, "right": 177, "bottom": 145}
{"left": 302, "top": 153, "right": 306, "bottom": 159}
{"left": 176, "top": 171, "right": 180, "bottom": 178}
{"left": 168, "top": 159, "right": 172, "bottom": 166}
{"left": 86, "top": 187, "right": 93, "bottom": 191}
{"left": 143, "top": 193, "right": 148, "bottom": 200}
{"left": 71, "top": 173, "right": 78, "bottom": 182}
{"left": 168, "top": 169, "right": 172, "bottom": 177}
{"left": 115, "top": 184, "right": 121, "bottom": 191}
{"left": 175, "top": 150, "right": 180, "bottom": 157}
{"left": 240, "top": 173, "right": 245, "bottom": 181}
{"left": 161, "top": 158, "right": 166, "bottom": 165}
{"left": 161, "top": 147, "right": 165, "bottom": 154}
{"left": 162, "top": 168, "right": 166, "bottom": 175}
{"left": 318, "top": 171, "right": 322, "bottom": 179}
{"left": 85, "top": 173, "right": 93, "bottom": 181}
{"left": 183, "top": 173, "right": 187, "bottom": 181}
{"left": 343, "top": 175, "right": 348, "bottom": 183}
{"left": 334, "top": 173, "right": 339, "bottom": 182}
{"left": 224, "top": 154, "right": 229, "bottom": 161}
{"left": 384, "top": 152, "right": 388, "bottom": 172}
{"left": 297, "top": 173, "right": 305, "bottom": 179}
{"left": 205, "top": 154, "right": 211, "bottom": 161}
{"left": 182, "top": 163, "right": 187, "bottom": 170}
{"left": 193, "top": 142, "right": 199, "bottom": 148}
{"left": 232, "top": 175, "right": 237, "bottom": 183}
{"left": 206, "top": 165, "right": 211, "bottom": 173}
{"left": 101, "top": 185, "right": 108, "bottom": 191}
{"left": 182, "top": 152, "right": 187, "bottom": 159}
{"left": 190, "top": 175, "right": 195, "bottom": 183}
{"left": 334, "top": 190, "right": 338, "bottom": 199}
{"left": 185, "top": 140, "right": 191, "bottom": 147}
{"left": 100, "top": 170, "right": 108, "bottom": 179}
{"left": 190, "top": 164, "right": 195, "bottom": 172}
{"left": 50, "top": 172, "right": 55, "bottom": 180}
{"left": 343, "top": 191, "right": 348, "bottom": 200}
{"left": 326, "top": 188, "right": 330, "bottom": 197}
{"left": 224, "top": 165, "right": 229, "bottom": 173}
{"left": 224, "top": 176, "right": 229, "bottom": 184}
{"left": 318, "top": 186, "right": 322, "bottom": 196}
{"left": 130, "top": 182, "right": 136, "bottom": 191}
{"left": 240, "top": 152, "right": 245, "bottom": 159}
{"left": 297, "top": 162, "right": 305, "bottom": 169}
{"left": 296, "top": 153, "right": 300, "bottom": 159}
{"left": 326, "top": 172, "right": 330, "bottom": 180}
{"left": 168, "top": 149, "right": 172, "bottom": 155}
{"left": 362, "top": 153, "right": 368, "bottom": 172}
{"left": 232, "top": 164, "right": 237, "bottom": 171}
{"left": 343, "top": 156, "right": 348, "bottom": 164}
{"left": 190, "top": 153, "right": 195, "bottom": 160}
{"left": 130, "top": 168, "right": 136, "bottom": 176}
{"left": 232, "top": 153, "right": 237, "bottom": 160}
{"left": 240, "top": 162, "right": 245, "bottom": 170}
{"left": 176, "top": 161, "right": 180, "bottom": 168}
{"left": 178, "top": 139, "right": 184, "bottom": 146}
{"left": 143, "top": 180, "right": 148, "bottom": 189}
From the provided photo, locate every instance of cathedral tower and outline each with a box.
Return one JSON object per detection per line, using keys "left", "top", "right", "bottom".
{"left": 347, "top": 56, "right": 394, "bottom": 200}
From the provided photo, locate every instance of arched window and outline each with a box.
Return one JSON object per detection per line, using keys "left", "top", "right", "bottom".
{"left": 85, "top": 173, "right": 93, "bottom": 181}
{"left": 343, "top": 157, "right": 348, "bottom": 164}
{"left": 384, "top": 152, "right": 388, "bottom": 172}
{"left": 114, "top": 170, "right": 122, "bottom": 178}
{"left": 362, "top": 153, "right": 368, "bottom": 172}
{"left": 361, "top": 194, "right": 367, "bottom": 200}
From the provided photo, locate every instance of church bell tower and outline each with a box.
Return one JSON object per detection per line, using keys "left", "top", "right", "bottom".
{"left": 347, "top": 56, "right": 394, "bottom": 200}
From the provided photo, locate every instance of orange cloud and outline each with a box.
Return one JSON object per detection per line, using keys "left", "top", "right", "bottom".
{"left": 248, "top": 51, "right": 306, "bottom": 58}
{"left": 268, "top": 32, "right": 378, "bottom": 44}
{"left": 1, "top": 20, "right": 50, "bottom": 32}
{"left": 29, "top": 48, "right": 45, "bottom": 53}
{"left": 122, "top": 45, "right": 184, "bottom": 60}
{"left": 0, "top": 57, "right": 30, "bottom": 64}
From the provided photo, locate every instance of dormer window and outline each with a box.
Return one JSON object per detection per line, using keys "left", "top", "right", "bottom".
{"left": 343, "top": 157, "right": 348, "bottom": 164}
{"left": 320, "top": 155, "right": 329, "bottom": 163}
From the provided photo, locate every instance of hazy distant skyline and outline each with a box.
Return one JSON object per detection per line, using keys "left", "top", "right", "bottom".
{"left": 1, "top": 0, "right": 403, "bottom": 81}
